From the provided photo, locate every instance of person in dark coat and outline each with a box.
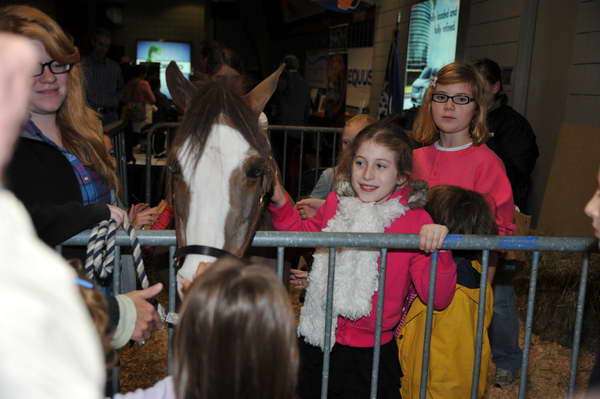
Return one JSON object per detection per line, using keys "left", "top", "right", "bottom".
{"left": 473, "top": 58, "right": 539, "bottom": 214}
{"left": 472, "top": 57, "right": 539, "bottom": 388}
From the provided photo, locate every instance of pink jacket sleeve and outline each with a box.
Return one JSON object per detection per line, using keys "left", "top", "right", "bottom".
{"left": 268, "top": 192, "right": 336, "bottom": 232}
{"left": 407, "top": 212, "right": 457, "bottom": 310}
{"left": 475, "top": 157, "right": 516, "bottom": 235}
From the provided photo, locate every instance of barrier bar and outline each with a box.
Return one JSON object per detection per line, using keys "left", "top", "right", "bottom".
{"left": 64, "top": 231, "right": 598, "bottom": 253}
{"left": 419, "top": 252, "right": 439, "bottom": 399}
{"left": 168, "top": 245, "right": 176, "bottom": 373}
{"left": 568, "top": 252, "right": 591, "bottom": 397}
{"left": 518, "top": 251, "right": 540, "bottom": 398}
{"left": 470, "top": 250, "right": 490, "bottom": 398}
{"left": 321, "top": 248, "right": 337, "bottom": 399}
{"left": 369, "top": 248, "right": 388, "bottom": 399}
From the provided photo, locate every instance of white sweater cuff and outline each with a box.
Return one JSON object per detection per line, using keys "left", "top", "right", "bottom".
{"left": 111, "top": 294, "right": 137, "bottom": 349}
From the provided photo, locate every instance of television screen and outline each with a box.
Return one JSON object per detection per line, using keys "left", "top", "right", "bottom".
{"left": 136, "top": 40, "right": 191, "bottom": 99}
{"left": 402, "top": 0, "right": 460, "bottom": 110}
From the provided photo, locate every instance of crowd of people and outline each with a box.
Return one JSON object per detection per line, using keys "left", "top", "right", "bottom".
{"left": 0, "top": 3, "right": 598, "bottom": 399}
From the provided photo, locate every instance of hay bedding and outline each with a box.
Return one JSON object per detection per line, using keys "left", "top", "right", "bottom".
{"left": 119, "top": 251, "right": 600, "bottom": 398}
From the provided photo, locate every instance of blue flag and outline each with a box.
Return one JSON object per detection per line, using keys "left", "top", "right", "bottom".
{"left": 377, "top": 28, "right": 403, "bottom": 119}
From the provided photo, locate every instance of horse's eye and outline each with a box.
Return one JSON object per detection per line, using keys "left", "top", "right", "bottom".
{"left": 246, "top": 166, "right": 264, "bottom": 178}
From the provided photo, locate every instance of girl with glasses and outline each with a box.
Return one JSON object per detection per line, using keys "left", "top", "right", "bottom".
{"left": 411, "top": 61, "right": 515, "bottom": 252}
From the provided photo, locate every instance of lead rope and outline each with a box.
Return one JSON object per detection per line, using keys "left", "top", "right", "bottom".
{"left": 84, "top": 217, "right": 175, "bottom": 324}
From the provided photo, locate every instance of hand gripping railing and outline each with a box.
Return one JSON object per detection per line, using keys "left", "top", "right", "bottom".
{"left": 63, "top": 231, "right": 598, "bottom": 399}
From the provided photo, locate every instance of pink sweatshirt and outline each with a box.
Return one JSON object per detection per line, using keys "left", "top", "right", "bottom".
{"left": 413, "top": 143, "right": 516, "bottom": 235}
{"left": 269, "top": 190, "right": 456, "bottom": 347}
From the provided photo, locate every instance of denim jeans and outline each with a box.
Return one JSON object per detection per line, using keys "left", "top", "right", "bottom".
{"left": 489, "top": 262, "right": 523, "bottom": 371}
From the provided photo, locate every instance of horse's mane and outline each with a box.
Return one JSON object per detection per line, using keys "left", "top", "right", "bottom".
{"left": 169, "top": 76, "right": 271, "bottom": 168}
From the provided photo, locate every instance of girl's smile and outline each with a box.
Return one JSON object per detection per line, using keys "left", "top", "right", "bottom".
{"left": 351, "top": 140, "right": 407, "bottom": 203}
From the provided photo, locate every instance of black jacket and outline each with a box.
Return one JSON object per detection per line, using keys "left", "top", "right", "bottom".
{"left": 487, "top": 94, "right": 539, "bottom": 213}
{"left": 6, "top": 132, "right": 119, "bottom": 329}
{"left": 6, "top": 132, "right": 109, "bottom": 246}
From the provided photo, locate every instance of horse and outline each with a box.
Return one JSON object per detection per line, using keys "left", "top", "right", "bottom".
{"left": 165, "top": 61, "right": 285, "bottom": 286}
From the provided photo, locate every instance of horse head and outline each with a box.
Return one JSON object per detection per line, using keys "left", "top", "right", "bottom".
{"left": 166, "top": 61, "right": 284, "bottom": 286}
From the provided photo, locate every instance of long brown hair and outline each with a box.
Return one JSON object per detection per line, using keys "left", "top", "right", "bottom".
{"left": 411, "top": 62, "right": 489, "bottom": 146}
{"left": 174, "top": 257, "right": 298, "bottom": 399}
{"left": 0, "top": 5, "right": 118, "bottom": 190}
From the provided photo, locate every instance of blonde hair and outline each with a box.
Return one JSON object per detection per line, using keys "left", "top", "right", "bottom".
{"left": 0, "top": 5, "right": 118, "bottom": 190}
{"left": 411, "top": 62, "right": 489, "bottom": 146}
{"left": 345, "top": 113, "right": 376, "bottom": 128}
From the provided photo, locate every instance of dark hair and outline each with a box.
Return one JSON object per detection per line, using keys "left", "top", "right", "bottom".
{"left": 198, "top": 40, "right": 244, "bottom": 76}
{"left": 425, "top": 185, "right": 498, "bottom": 235}
{"left": 174, "top": 257, "right": 298, "bottom": 399}
{"left": 283, "top": 54, "right": 299, "bottom": 71}
{"left": 472, "top": 58, "right": 503, "bottom": 92}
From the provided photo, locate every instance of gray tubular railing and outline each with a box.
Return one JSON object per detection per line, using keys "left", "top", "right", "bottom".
{"left": 267, "top": 125, "right": 343, "bottom": 198}
{"left": 141, "top": 124, "right": 343, "bottom": 205}
{"left": 63, "top": 231, "right": 598, "bottom": 398}
{"left": 105, "top": 120, "right": 129, "bottom": 209}
{"left": 143, "top": 122, "right": 180, "bottom": 204}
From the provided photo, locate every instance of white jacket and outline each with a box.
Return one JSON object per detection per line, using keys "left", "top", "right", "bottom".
{"left": 0, "top": 189, "right": 104, "bottom": 399}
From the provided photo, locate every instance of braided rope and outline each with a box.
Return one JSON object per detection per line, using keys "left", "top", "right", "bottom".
{"left": 84, "top": 216, "right": 174, "bottom": 324}
{"left": 84, "top": 216, "right": 149, "bottom": 289}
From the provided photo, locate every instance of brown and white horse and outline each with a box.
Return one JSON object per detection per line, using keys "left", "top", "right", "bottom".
{"left": 165, "top": 62, "right": 284, "bottom": 287}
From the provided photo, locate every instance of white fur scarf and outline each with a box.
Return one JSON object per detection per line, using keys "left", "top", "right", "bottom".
{"left": 298, "top": 195, "right": 409, "bottom": 350}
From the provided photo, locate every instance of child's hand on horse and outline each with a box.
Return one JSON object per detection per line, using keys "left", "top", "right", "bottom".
{"left": 290, "top": 268, "right": 308, "bottom": 289}
{"left": 296, "top": 198, "right": 325, "bottom": 219}
{"left": 271, "top": 174, "right": 290, "bottom": 208}
{"left": 129, "top": 203, "right": 159, "bottom": 229}
{"left": 180, "top": 261, "right": 214, "bottom": 295}
{"left": 419, "top": 224, "right": 449, "bottom": 253}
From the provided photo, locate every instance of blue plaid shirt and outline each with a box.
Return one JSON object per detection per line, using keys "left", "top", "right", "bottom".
{"left": 25, "top": 120, "right": 112, "bottom": 206}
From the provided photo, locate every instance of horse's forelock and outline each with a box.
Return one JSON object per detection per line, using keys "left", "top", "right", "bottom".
{"left": 171, "top": 76, "right": 270, "bottom": 168}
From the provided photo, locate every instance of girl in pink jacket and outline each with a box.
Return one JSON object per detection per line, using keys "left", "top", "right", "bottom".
{"left": 270, "top": 123, "right": 456, "bottom": 399}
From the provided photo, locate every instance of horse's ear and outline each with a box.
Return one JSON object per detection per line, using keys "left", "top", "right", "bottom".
{"left": 166, "top": 61, "right": 195, "bottom": 112}
{"left": 244, "top": 63, "right": 286, "bottom": 115}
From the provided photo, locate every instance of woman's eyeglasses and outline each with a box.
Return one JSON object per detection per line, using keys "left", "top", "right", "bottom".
{"left": 431, "top": 93, "right": 475, "bottom": 105}
{"left": 33, "top": 60, "right": 73, "bottom": 77}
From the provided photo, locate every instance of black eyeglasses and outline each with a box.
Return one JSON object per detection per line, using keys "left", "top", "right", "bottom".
{"left": 431, "top": 93, "right": 475, "bottom": 105}
{"left": 33, "top": 60, "right": 73, "bottom": 77}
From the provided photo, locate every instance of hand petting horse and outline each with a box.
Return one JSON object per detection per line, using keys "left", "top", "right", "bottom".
{"left": 165, "top": 61, "right": 284, "bottom": 291}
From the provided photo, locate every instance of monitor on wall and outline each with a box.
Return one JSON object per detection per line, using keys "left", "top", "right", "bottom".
{"left": 402, "top": 0, "right": 461, "bottom": 110}
{"left": 136, "top": 40, "right": 192, "bottom": 99}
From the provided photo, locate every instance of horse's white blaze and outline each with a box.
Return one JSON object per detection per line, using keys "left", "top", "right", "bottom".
{"left": 176, "top": 123, "right": 250, "bottom": 285}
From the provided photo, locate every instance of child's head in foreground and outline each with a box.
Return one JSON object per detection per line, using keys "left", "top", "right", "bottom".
{"left": 336, "top": 118, "right": 414, "bottom": 204}
{"left": 174, "top": 257, "right": 298, "bottom": 399}
{"left": 412, "top": 61, "right": 489, "bottom": 146}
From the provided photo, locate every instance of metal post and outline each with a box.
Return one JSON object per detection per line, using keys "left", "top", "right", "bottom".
{"left": 518, "top": 251, "right": 540, "bottom": 398}
{"left": 315, "top": 130, "right": 321, "bottom": 187}
{"left": 277, "top": 246, "right": 285, "bottom": 282}
{"left": 320, "top": 248, "right": 337, "bottom": 399}
{"left": 168, "top": 245, "right": 176, "bottom": 374}
{"left": 145, "top": 130, "right": 154, "bottom": 205}
{"left": 419, "top": 252, "right": 439, "bottom": 399}
{"left": 568, "top": 252, "right": 591, "bottom": 397}
{"left": 369, "top": 248, "right": 388, "bottom": 399}
{"left": 471, "top": 250, "right": 490, "bottom": 398}
{"left": 298, "top": 131, "right": 304, "bottom": 198}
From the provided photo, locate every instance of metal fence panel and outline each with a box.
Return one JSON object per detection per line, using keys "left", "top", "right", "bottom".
{"left": 62, "top": 230, "right": 598, "bottom": 397}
